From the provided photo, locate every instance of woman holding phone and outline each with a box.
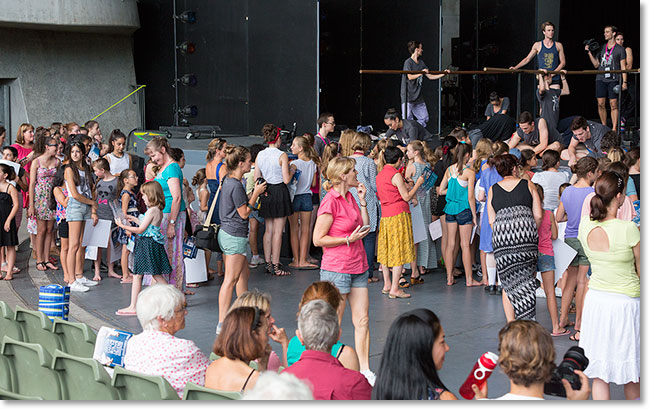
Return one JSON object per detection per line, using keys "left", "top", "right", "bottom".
{"left": 313, "top": 156, "right": 375, "bottom": 385}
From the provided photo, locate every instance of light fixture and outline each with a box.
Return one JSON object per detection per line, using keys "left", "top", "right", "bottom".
{"left": 178, "top": 41, "right": 195, "bottom": 55}
{"left": 178, "top": 74, "right": 197, "bottom": 86}
{"left": 176, "top": 10, "right": 196, "bottom": 24}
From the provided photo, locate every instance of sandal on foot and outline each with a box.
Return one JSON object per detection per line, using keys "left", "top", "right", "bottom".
{"left": 398, "top": 277, "right": 410, "bottom": 288}
{"left": 36, "top": 262, "right": 48, "bottom": 271}
{"left": 272, "top": 263, "right": 291, "bottom": 276}
{"left": 381, "top": 289, "right": 390, "bottom": 295}
{"left": 388, "top": 291, "right": 411, "bottom": 299}
{"left": 551, "top": 329, "right": 571, "bottom": 337}
{"left": 265, "top": 262, "right": 273, "bottom": 274}
{"left": 186, "top": 283, "right": 200, "bottom": 288}
{"left": 45, "top": 261, "right": 58, "bottom": 270}
{"left": 569, "top": 330, "right": 581, "bottom": 342}
{"left": 410, "top": 276, "right": 424, "bottom": 285}
{"left": 368, "top": 277, "right": 380, "bottom": 283}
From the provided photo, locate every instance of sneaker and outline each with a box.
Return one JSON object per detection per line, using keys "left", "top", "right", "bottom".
{"left": 360, "top": 369, "right": 376, "bottom": 387}
{"left": 77, "top": 277, "right": 98, "bottom": 287}
{"left": 249, "top": 255, "right": 264, "bottom": 268}
{"left": 535, "top": 288, "right": 547, "bottom": 298}
{"left": 70, "top": 280, "right": 89, "bottom": 292}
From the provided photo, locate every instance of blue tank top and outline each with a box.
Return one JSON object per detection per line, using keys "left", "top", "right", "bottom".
{"left": 207, "top": 162, "right": 223, "bottom": 224}
{"left": 443, "top": 166, "right": 471, "bottom": 215}
{"left": 537, "top": 40, "right": 560, "bottom": 83}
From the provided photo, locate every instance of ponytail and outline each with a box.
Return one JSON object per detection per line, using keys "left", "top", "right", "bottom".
{"left": 589, "top": 171, "right": 625, "bottom": 221}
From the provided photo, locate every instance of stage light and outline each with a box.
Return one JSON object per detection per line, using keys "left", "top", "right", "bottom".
{"left": 176, "top": 10, "right": 196, "bottom": 24}
{"left": 178, "top": 74, "right": 197, "bottom": 86}
{"left": 178, "top": 105, "right": 198, "bottom": 118}
{"left": 178, "top": 41, "right": 196, "bottom": 55}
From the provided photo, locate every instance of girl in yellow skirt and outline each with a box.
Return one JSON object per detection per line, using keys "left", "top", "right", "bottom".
{"left": 376, "top": 146, "right": 424, "bottom": 299}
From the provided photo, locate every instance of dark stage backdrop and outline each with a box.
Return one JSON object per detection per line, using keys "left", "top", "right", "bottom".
{"left": 134, "top": 0, "right": 318, "bottom": 135}
{"left": 320, "top": 0, "right": 442, "bottom": 135}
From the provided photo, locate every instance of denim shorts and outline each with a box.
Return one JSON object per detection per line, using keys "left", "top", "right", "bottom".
{"left": 293, "top": 193, "right": 313, "bottom": 212}
{"left": 537, "top": 252, "right": 555, "bottom": 272}
{"left": 218, "top": 229, "right": 248, "bottom": 256}
{"left": 565, "top": 237, "right": 590, "bottom": 267}
{"left": 445, "top": 208, "right": 473, "bottom": 225}
{"left": 66, "top": 197, "right": 92, "bottom": 222}
{"left": 320, "top": 269, "right": 368, "bottom": 294}
{"left": 250, "top": 209, "right": 264, "bottom": 224}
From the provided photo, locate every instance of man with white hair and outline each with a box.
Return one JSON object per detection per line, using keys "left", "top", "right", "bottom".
{"left": 282, "top": 299, "right": 371, "bottom": 400}
{"left": 123, "top": 284, "right": 209, "bottom": 398}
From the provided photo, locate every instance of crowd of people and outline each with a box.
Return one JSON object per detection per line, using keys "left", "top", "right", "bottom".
{"left": 0, "top": 21, "right": 640, "bottom": 401}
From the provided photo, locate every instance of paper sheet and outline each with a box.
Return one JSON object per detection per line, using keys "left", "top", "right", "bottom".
{"left": 81, "top": 219, "right": 112, "bottom": 248}
{"left": 410, "top": 203, "right": 427, "bottom": 244}
{"left": 185, "top": 249, "right": 208, "bottom": 284}
{"left": 536, "top": 222, "right": 577, "bottom": 284}
{"left": 85, "top": 246, "right": 97, "bottom": 260}
{"left": 428, "top": 219, "right": 442, "bottom": 241}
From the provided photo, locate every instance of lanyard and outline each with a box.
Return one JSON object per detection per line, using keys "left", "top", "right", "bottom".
{"left": 317, "top": 132, "right": 329, "bottom": 145}
{"left": 604, "top": 43, "right": 614, "bottom": 63}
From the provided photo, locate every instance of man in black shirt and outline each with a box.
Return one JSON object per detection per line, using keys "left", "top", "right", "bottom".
{"left": 400, "top": 41, "right": 447, "bottom": 128}
{"left": 383, "top": 108, "right": 433, "bottom": 148}
{"left": 585, "top": 25, "right": 628, "bottom": 128}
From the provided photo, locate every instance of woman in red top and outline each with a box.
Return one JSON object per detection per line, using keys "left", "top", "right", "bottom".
{"left": 313, "top": 157, "right": 373, "bottom": 379}
{"left": 376, "top": 146, "right": 424, "bottom": 299}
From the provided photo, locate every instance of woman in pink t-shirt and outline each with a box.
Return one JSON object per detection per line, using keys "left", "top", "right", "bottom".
{"left": 313, "top": 156, "right": 372, "bottom": 378}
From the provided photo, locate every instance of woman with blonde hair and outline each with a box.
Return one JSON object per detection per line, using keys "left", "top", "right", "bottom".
{"left": 313, "top": 157, "right": 373, "bottom": 382}
{"left": 230, "top": 290, "right": 289, "bottom": 370}
{"left": 286, "top": 281, "right": 360, "bottom": 370}
{"left": 204, "top": 138, "right": 228, "bottom": 277}
{"left": 338, "top": 129, "right": 357, "bottom": 157}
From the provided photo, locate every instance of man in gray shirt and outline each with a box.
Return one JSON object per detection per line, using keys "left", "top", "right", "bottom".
{"left": 383, "top": 108, "right": 433, "bottom": 148}
{"left": 561, "top": 116, "right": 610, "bottom": 165}
{"left": 400, "top": 40, "right": 447, "bottom": 128}
{"left": 536, "top": 71, "right": 570, "bottom": 131}
{"left": 507, "top": 111, "right": 562, "bottom": 156}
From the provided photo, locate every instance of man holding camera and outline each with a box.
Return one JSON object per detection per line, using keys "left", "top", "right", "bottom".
{"left": 585, "top": 25, "right": 628, "bottom": 128}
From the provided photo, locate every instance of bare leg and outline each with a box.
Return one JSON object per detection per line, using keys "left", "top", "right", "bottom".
{"left": 120, "top": 245, "right": 132, "bottom": 283}
{"left": 93, "top": 248, "right": 102, "bottom": 281}
{"left": 559, "top": 268, "right": 577, "bottom": 328}
{"left": 262, "top": 217, "right": 274, "bottom": 263}
{"left": 249, "top": 218, "right": 259, "bottom": 257}
{"left": 117, "top": 275, "right": 143, "bottom": 313}
{"left": 574, "top": 264, "right": 589, "bottom": 331}
{"left": 479, "top": 250, "right": 488, "bottom": 286}
{"left": 298, "top": 211, "right": 316, "bottom": 267}
{"left": 542, "top": 270, "right": 563, "bottom": 333}
{"left": 596, "top": 97, "right": 607, "bottom": 125}
{"left": 444, "top": 221, "right": 458, "bottom": 285}
{"left": 347, "top": 287, "right": 370, "bottom": 371}
{"left": 459, "top": 224, "right": 481, "bottom": 286}
{"left": 381, "top": 264, "right": 391, "bottom": 293}
{"left": 35, "top": 219, "right": 48, "bottom": 269}
{"left": 2, "top": 246, "right": 16, "bottom": 280}
{"left": 501, "top": 289, "right": 515, "bottom": 322}
{"left": 591, "top": 378, "right": 610, "bottom": 400}
{"left": 609, "top": 98, "right": 619, "bottom": 130}
{"left": 623, "top": 382, "right": 640, "bottom": 400}
{"left": 270, "top": 217, "right": 286, "bottom": 265}
{"left": 288, "top": 213, "right": 300, "bottom": 266}
{"left": 218, "top": 253, "right": 247, "bottom": 323}
{"left": 43, "top": 220, "right": 55, "bottom": 269}
{"left": 60, "top": 237, "right": 70, "bottom": 283}
{"left": 67, "top": 221, "right": 83, "bottom": 281}
{"left": 389, "top": 265, "right": 408, "bottom": 296}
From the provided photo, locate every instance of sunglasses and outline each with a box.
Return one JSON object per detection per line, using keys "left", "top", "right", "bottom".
{"left": 251, "top": 307, "right": 262, "bottom": 332}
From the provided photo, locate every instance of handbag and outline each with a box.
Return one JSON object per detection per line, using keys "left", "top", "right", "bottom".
{"left": 183, "top": 236, "right": 198, "bottom": 259}
{"left": 193, "top": 179, "right": 222, "bottom": 252}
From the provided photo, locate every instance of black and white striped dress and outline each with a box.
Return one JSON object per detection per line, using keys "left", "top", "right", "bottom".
{"left": 491, "top": 179, "right": 539, "bottom": 320}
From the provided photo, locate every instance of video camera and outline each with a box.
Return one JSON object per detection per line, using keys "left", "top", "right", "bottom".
{"left": 583, "top": 38, "right": 600, "bottom": 53}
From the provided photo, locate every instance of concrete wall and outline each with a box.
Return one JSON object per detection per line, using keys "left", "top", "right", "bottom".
{"left": 0, "top": 0, "right": 139, "bottom": 34}
{"left": 0, "top": 27, "right": 141, "bottom": 141}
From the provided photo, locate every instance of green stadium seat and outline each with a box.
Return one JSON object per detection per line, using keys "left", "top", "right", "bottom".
{"left": 52, "top": 349, "right": 119, "bottom": 400}
{"left": 0, "top": 336, "right": 65, "bottom": 399}
{"left": 52, "top": 319, "right": 96, "bottom": 358}
{"left": 182, "top": 381, "right": 242, "bottom": 400}
{"left": 0, "top": 354, "right": 14, "bottom": 392}
{"left": 0, "top": 386, "right": 44, "bottom": 400}
{"left": 0, "top": 301, "right": 23, "bottom": 342}
{"left": 13, "top": 306, "right": 62, "bottom": 355}
{"left": 111, "top": 365, "right": 180, "bottom": 400}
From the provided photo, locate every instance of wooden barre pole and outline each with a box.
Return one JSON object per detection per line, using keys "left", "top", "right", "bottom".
{"left": 483, "top": 67, "right": 640, "bottom": 75}
{"left": 359, "top": 68, "right": 640, "bottom": 75}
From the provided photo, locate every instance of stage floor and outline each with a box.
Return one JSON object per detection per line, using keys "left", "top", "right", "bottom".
{"left": 8, "top": 249, "right": 625, "bottom": 400}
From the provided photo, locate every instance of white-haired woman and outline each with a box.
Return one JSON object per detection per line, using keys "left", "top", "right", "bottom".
{"left": 123, "top": 284, "right": 209, "bottom": 398}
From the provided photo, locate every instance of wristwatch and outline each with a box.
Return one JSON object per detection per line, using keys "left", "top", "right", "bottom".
{"left": 169, "top": 219, "right": 176, "bottom": 225}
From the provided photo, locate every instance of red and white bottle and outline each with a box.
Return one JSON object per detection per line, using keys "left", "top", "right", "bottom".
{"left": 458, "top": 351, "right": 499, "bottom": 400}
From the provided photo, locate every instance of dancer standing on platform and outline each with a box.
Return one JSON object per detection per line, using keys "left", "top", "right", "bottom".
{"left": 400, "top": 41, "right": 447, "bottom": 128}
{"left": 313, "top": 156, "right": 373, "bottom": 382}
{"left": 585, "top": 25, "right": 627, "bottom": 128}
{"left": 487, "top": 154, "right": 543, "bottom": 321}
{"left": 510, "top": 21, "right": 566, "bottom": 87}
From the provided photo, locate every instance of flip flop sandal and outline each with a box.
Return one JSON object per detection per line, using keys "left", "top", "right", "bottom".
{"left": 186, "top": 283, "right": 200, "bottom": 288}
{"left": 115, "top": 310, "right": 137, "bottom": 316}
{"left": 568, "top": 330, "right": 581, "bottom": 342}
{"left": 388, "top": 292, "right": 411, "bottom": 299}
{"left": 551, "top": 329, "right": 571, "bottom": 337}
{"left": 410, "top": 276, "right": 424, "bottom": 285}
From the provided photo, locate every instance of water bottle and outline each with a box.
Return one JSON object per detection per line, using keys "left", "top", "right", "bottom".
{"left": 459, "top": 352, "right": 499, "bottom": 400}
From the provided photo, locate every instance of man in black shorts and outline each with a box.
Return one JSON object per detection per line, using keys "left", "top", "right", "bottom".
{"left": 586, "top": 25, "right": 628, "bottom": 128}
